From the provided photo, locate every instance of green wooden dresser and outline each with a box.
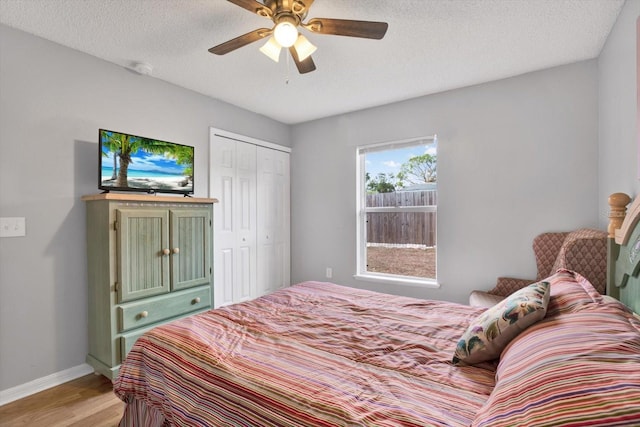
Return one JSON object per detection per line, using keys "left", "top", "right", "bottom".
{"left": 82, "top": 193, "right": 217, "bottom": 380}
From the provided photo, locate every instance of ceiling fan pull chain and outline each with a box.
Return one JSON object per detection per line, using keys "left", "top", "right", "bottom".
{"left": 285, "top": 51, "right": 291, "bottom": 85}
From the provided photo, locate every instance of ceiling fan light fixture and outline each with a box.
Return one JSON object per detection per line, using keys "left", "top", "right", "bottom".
{"left": 293, "top": 34, "right": 316, "bottom": 61}
{"left": 259, "top": 37, "right": 282, "bottom": 62}
{"left": 273, "top": 18, "right": 299, "bottom": 47}
{"left": 209, "top": 1, "right": 389, "bottom": 75}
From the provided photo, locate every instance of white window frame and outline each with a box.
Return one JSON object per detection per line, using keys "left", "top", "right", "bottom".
{"left": 354, "top": 136, "right": 439, "bottom": 288}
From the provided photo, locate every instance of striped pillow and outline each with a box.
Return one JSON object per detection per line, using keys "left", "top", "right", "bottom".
{"left": 472, "top": 301, "right": 640, "bottom": 427}
{"left": 453, "top": 281, "right": 550, "bottom": 365}
{"left": 546, "top": 269, "right": 602, "bottom": 316}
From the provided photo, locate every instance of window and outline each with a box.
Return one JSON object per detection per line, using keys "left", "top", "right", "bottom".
{"left": 356, "top": 136, "right": 438, "bottom": 287}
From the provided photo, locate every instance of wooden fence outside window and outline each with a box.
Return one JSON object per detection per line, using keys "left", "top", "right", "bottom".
{"left": 366, "top": 190, "right": 437, "bottom": 247}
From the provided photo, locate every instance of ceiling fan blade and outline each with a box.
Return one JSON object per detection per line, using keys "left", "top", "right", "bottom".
{"left": 289, "top": 47, "right": 316, "bottom": 74}
{"left": 227, "top": 0, "right": 272, "bottom": 18}
{"left": 303, "top": 18, "right": 388, "bottom": 39}
{"left": 209, "top": 28, "right": 272, "bottom": 55}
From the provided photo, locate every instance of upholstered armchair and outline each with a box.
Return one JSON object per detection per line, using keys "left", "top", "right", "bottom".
{"left": 469, "top": 228, "right": 608, "bottom": 308}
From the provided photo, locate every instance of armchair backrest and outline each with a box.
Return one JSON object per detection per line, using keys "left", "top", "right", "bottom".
{"left": 532, "top": 232, "right": 568, "bottom": 280}
{"left": 533, "top": 228, "right": 607, "bottom": 294}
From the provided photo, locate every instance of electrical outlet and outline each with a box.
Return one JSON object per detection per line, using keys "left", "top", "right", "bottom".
{"left": 0, "top": 217, "right": 26, "bottom": 237}
{"left": 326, "top": 267, "right": 333, "bottom": 279}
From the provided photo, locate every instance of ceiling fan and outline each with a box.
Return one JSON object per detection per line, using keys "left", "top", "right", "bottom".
{"left": 209, "top": 0, "right": 389, "bottom": 74}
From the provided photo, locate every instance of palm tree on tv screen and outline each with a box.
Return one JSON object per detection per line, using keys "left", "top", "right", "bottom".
{"left": 101, "top": 134, "right": 120, "bottom": 180}
{"left": 173, "top": 145, "right": 194, "bottom": 185}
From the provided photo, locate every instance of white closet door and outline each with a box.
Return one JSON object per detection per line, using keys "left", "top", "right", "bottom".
{"left": 210, "top": 128, "right": 290, "bottom": 306}
{"left": 256, "top": 146, "right": 291, "bottom": 296}
{"left": 210, "top": 136, "right": 257, "bottom": 307}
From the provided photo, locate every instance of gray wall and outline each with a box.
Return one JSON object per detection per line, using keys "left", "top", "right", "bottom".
{"left": 598, "top": 0, "right": 640, "bottom": 215}
{"left": 0, "top": 24, "right": 290, "bottom": 391}
{"left": 291, "top": 60, "right": 600, "bottom": 304}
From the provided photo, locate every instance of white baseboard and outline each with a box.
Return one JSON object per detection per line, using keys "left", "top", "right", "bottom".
{"left": 0, "top": 363, "right": 94, "bottom": 406}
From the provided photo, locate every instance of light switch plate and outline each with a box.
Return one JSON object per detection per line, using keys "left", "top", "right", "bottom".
{"left": 0, "top": 217, "right": 26, "bottom": 237}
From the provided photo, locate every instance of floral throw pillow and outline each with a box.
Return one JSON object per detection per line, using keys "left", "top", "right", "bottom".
{"left": 453, "top": 281, "right": 550, "bottom": 365}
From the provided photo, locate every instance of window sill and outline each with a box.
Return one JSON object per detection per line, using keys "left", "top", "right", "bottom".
{"left": 353, "top": 273, "right": 440, "bottom": 289}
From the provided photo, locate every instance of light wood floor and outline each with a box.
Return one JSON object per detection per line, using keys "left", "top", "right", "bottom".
{"left": 0, "top": 374, "right": 125, "bottom": 427}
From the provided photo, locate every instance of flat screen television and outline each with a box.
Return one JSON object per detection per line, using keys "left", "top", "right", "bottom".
{"left": 99, "top": 129, "right": 194, "bottom": 195}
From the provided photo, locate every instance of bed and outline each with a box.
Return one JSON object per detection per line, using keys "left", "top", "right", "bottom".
{"left": 114, "top": 193, "right": 640, "bottom": 426}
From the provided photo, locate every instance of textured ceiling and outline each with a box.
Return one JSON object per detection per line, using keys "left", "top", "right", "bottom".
{"left": 0, "top": 0, "right": 625, "bottom": 124}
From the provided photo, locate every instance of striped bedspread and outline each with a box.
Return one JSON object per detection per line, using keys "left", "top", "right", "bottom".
{"left": 114, "top": 281, "right": 496, "bottom": 426}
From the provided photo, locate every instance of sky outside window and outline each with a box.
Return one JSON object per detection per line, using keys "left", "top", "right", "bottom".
{"left": 365, "top": 143, "right": 437, "bottom": 180}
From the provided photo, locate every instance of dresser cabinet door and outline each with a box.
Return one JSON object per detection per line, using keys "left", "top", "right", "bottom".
{"left": 117, "top": 209, "right": 170, "bottom": 302}
{"left": 170, "top": 208, "right": 212, "bottom": 291}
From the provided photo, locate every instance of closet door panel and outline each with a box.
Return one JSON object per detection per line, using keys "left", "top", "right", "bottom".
{"left": 220, "top": 248, "right": 234, "bottom": 306}
{"left": 233, "top": 142, "right": 257, "bottom": 303}
{"left": 211, "top": 138, "right": 238, "bottom": 307}
{"left": 237, "top": 246, "right": 252, "bottom": 301}
{"left": 221, "top": 177, "right": 233, "bottom": 232}
{"left": 257, "top": 147, "right": 290, "bottom": 296}
{"left": 273, "top": 153, "right": 290, "bottom": 291}
{"left": 257, "top": 149, "right": 274, "bottom": 296}
{"left": 211, "top": 136, "right": 257, "bottom": 307}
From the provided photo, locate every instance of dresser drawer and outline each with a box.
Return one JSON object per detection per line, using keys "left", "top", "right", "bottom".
{"left": 118, "top": 285, "right": 211, "bottom": 332}
{"left": 120, "top": 327, "right": 154, "bottom": 361}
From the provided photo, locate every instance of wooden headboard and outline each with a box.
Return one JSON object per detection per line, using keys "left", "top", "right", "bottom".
{"left": 608, "top": 192, "right": 640, "bottom": 314}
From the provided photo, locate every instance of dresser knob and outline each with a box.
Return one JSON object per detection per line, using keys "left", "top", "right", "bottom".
{"left": 162, "top": 248, "right": 170, "bottom": 256}
{"left": 140, "top": 311, "right": 149, "bottom": 318}
{"left": 193, "top": 297, "right": 201, "bottom": 304}
{"left": 173, "top": 247, "right": 180, "bottom": 254}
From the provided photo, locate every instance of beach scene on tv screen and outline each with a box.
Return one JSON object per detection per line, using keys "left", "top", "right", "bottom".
{"left": 100, "top": 131, "right": 193, "bottom": 193}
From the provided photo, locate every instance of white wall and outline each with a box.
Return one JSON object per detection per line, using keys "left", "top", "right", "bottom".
{"left": 0, "top": 24, "right": 290, "bottom": 392}
{"left": 598, "top": 0, "right": 640, "bottom": 217}
{"left": 290, "top": 61, "right": 600, "bottom": 304}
